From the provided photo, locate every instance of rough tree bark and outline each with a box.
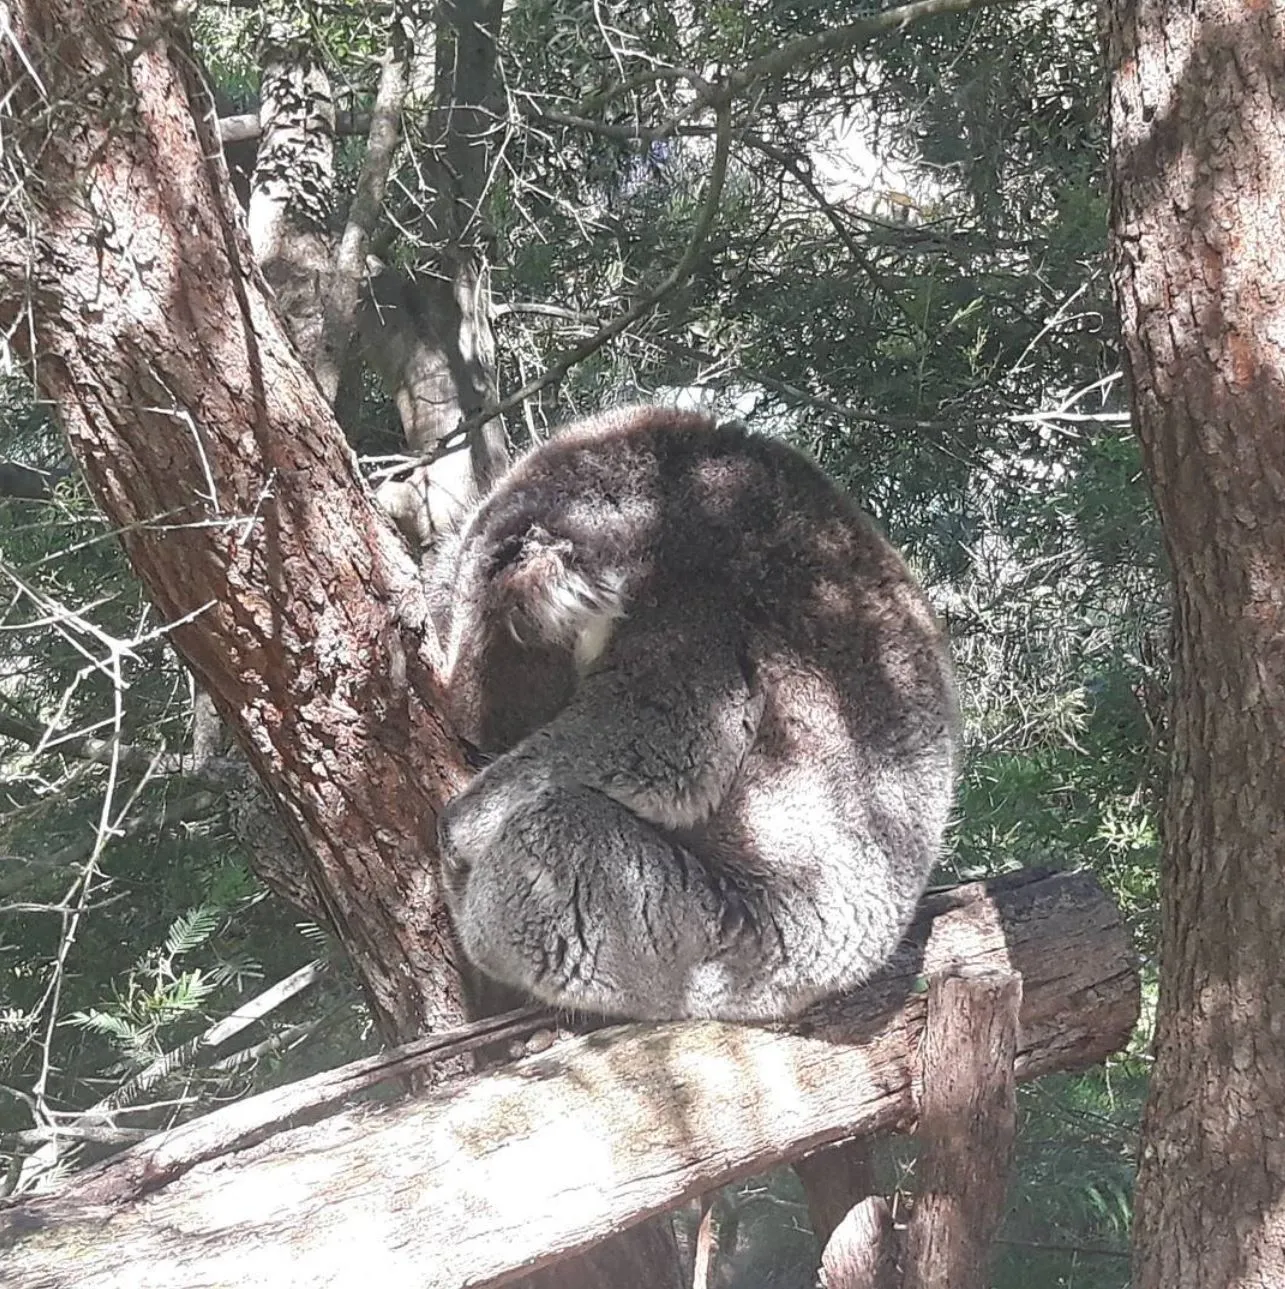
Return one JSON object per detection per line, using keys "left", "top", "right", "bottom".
{"left": 0, "top": 4, "right": 663, "bottom": 1284}
{"left": 247, "top": 14, "right": 336, "bottom": 373}
{"left": 234, "top": 7, "right": 508, "bottom": 547}
{"left": 361, "top": 265, "right": 508, "bottom": 545}
{"left": 0, "top": 2, "right": 469, "bottom": 1039}
{"left": 1106, "top": 2, "right": 1285, "bottom": 1285}
{"left": 796, "top": 1140, "right": 881, "bottom": 1247}
{"left": 364, "top": 0, "right": 509, "bottom": 549}
{"left": 820, "top": 1200, "right": 899, "bottom": 1289}
{"left": 901, "top": 969, "right": 1020, "bottom": 1289}
{"left": 813, "top": 971, "right": 1021, "bottom": 1289}
{"left": 0, "top": 870, "right": 1139, "bottom": 1289}
{"left": 0, "top": 6, "right": 1133, "bottom": 1289}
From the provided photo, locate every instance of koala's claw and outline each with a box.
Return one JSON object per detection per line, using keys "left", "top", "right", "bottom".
{"left": 435, "top": 805, "right": 473, "bottom": 896}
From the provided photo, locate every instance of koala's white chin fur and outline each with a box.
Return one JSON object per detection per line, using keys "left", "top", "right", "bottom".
{"left": 573, "top": 608, "right": 619, "bottom": 673}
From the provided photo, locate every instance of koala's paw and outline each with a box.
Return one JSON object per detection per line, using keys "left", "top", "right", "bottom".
{"left": 437, "top": 757, "right": 547, "bottom": 889}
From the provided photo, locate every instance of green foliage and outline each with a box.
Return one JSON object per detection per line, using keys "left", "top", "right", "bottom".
{"left": 943, "top": 424, "right": 1164, "bottom": 958}
{"left": 991, "top": 1068, "right": 1145, "bottom": 1289}
{"left": 68, "top": 907, "right": 230, "bottom": 1068}
{"left": 490, "top": 3, "right": 1157, "bottom": 1280}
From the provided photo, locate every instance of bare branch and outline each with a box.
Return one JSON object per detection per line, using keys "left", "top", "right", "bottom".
{"left": 2, "top": 870, "right": 1138, "bottom": 1287}
{"left": 521, "top": 0, "right": 1018, "bottom": 135}
{"left": 315, "top": 37, "right": 409, "bottom": 401}
{"left": 219, "top": 109, "right": 370, "bottom": 146}
{"left": 71, "top": 1006, "right": 554, "bottom": 1201}
{"left": 0, "top": 711, "right": 242, "bottom": 785}
{"left": 727, "top": 0, "right": 1019, "bottom": 100}
{"left": 8, "top": 1124, "right": 150, "bottom": 1148}
{"left": 456, "top": 97, "right": 732, "bottom": 439}
{"left": 740, "top": 133, "right": 906, "bottom": 312}
{"left": 0, "top": 792, "right": 219, "bottom": 900}
{"left": 0, "top": 460, "right": 61, "bottom": 500}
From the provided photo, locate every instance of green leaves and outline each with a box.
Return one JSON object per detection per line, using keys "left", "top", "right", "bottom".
{"left": 163, "top": 906, "right": 221, "bottom": 960}
{"left": 67, "top": 908, "right": 227, "bottom": 1065}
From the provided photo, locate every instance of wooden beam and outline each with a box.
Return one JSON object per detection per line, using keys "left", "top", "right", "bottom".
{"left": 903, "top": 968, "right": 1022, "bottom": 1289}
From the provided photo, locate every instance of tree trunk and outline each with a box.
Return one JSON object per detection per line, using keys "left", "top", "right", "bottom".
{"left": 0, "top": 7, "right": 668, "bottom": 1286}
{"left": 365, "top": 0, "right": 509, "bottom": 551}
{"left": 0, "top": 870, "right": 1139, "bottom": 1289}
{"left": 796, "top": 1141, "right": 880, "bottom": 1247}
{"left": 0, "top": 1, "right": 470, "bottom": 1041}
{"left": 1106, "top": 3, "right": 1285, "bottom": 1285}
{"left": 819, "top": 1198, "right": 899, "bottom": 1289}
{"left": 361, "top": 263, "right": 509, "bottom": 546}
{"left": 247, "top": 14, "right": 336, "bottom": 373}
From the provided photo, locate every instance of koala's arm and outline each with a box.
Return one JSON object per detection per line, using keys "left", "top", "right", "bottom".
{"left": 437, "top": 618, "right": 772, "bottom": 1019}
{"left": 523, "top": 621, "right": 765, "bottom": 830}
{"left": 440, "top": 613, "right": 762, "bottom": 855}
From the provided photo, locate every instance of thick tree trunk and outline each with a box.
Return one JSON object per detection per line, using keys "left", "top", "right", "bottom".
{"left": 819, "top": 1199, "right": 899, "bottom": 1289}
{"left": 361, "top": 263, "right": 509, "bottom": 546}
{"left": 0, "top": 870, "right": 1139, "bottom": 1289}
{"left": 1106, "top": 3, "right": 1285, "bottom": 1285}
{"left": 795, "top": 1141, "right": 880, "bottom": 1247}
{"left": 0, "top": 7, "right": 664, "bottom": 1287}
{"left": 0, "top": 1, "right": 470, "bottom": 1040}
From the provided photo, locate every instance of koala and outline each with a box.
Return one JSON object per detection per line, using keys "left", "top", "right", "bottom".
{"left": 431, "top": 405, "right": 958, "bottom": 1022}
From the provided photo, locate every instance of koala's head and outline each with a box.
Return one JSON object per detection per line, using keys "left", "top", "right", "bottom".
{"left": 436, "top": 520, "right": 626, "bottom": 754}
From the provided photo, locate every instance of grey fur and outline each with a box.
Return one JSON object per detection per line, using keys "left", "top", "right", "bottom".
{"left": 432, "top": 406, "right": 959, "bottom": 1021}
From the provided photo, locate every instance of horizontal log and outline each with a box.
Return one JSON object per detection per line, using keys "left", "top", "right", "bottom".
{"left": 0, "top": 869, "right": 1138, "bottom": 1289}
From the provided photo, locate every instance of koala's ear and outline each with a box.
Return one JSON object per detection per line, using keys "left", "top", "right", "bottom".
{"left": 491, "top": 525, "right": 625, "bottom": 649}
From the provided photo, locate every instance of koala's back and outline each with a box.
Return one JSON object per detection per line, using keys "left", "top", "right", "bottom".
{"left": 435, "top": 406, "right": 957, "bottom": 1020}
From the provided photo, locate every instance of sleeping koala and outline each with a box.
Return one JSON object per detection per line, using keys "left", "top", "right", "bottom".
{"left": 430, "top": 405, "right": 958, "bottom": 1022}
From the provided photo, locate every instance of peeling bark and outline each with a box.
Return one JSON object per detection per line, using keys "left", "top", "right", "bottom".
{"left": 247, "top": 15, "right": 337, "bottom": 371}
{"left": 359, "top": 0, "right": 510, "bottom": 548}
{"left": 902, "top": 969, "right": 1020, "bottom": 1289}
{"left": 315, "top": 35, "right": 407, "bottom": 403}
{"left": 362, "top": 265, "right": 508, "bottom": 545}
{"left": 819, "top": 1198, "right": 898, "bottom": 1289}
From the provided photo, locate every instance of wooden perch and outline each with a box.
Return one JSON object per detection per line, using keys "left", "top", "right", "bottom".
{"left": 903, "top": 968, "right": 1022, "bottom": 1289}
{"left": 0, "top": 869, "right": 1138, "bottom": 1289}
{"left": 819, "top": 968, "right": 1023, "bottom": 1289}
